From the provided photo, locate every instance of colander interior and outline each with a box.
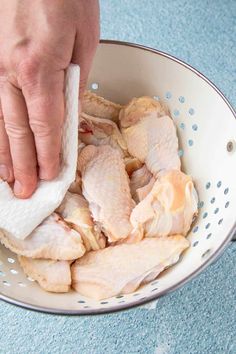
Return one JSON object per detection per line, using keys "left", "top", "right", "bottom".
{"left": 0, "top": 41, "right": 235, "bottom": 314}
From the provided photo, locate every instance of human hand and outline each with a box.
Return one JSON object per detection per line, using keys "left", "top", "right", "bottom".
{"left": 0, "top": 0, "right": 99, "bottom": 198}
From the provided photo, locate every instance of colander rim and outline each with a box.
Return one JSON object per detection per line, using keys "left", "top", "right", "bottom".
{"left": 1, "top": 39, "right": 235, "bottom": 315}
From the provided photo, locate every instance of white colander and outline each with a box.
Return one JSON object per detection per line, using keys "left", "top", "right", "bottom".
{"left": 0, "top": 40, "right": 235, "bottom": 315}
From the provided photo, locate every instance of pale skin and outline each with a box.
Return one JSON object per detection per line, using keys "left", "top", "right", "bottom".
{"left": 0, "top": 0, "right": 100, "bottom": 198}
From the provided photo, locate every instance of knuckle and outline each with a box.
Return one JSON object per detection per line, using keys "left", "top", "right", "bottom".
{"left": 0, "top": 145, "right": 9, "bottom": 156}
{"left": 29, "top": 120, "right": 54, "bottom": 138}
{"left": 5, "top": 122, "right": 30, "bottom": 140}
{"left": 17, "top": 55, "right": 40, "bottom": 86}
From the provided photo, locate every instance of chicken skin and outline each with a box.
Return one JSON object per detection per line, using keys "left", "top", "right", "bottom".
{"left": 79, "top": 112, "right": 127, "bottom": 157}
{"left": 18, "top": 256, "right": 72, "bottom": 293}
{"left": 120, "top": 97, "right": 180, "bottom": 176}
{"left": 57, "top": 192, "right": 106, "bottom": 251}
{"left": 0, "top": 213, "right": 85, "bottom": 260}
{"left": 131, "top": 170, "right": 198, "bottom": 237}
{"left": 83, "top": 90, "right": 122, "bottom": 123}
{"left": 72, "top": 235, "right": 189, "bottom": 300}
{"left": 78, "top": 145, "right": 134, "bottom": 242}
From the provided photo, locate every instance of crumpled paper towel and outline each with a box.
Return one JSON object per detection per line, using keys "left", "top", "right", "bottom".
{"left": 0, "top": 64, "right": 80, "bottom": 240}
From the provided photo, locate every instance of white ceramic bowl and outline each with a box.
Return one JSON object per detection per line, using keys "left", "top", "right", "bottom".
{"left": 0, "top": 40, "right": 235, "bottom": 314}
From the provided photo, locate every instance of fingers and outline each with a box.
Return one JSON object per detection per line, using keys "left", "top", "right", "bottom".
{"left": 0, "top": 98, "right": 14, "bottom": 182}
{"left": 21, "top": 67, "right": 64, "bottom": 181}
{"left": 72, "top": 38, "right": 92, "bottom": 97}
{"left": 1, "top": 81, "right": 37, "bottom": 198}
{"left": 72, "top": 0, "right": 100, "bottom": 97}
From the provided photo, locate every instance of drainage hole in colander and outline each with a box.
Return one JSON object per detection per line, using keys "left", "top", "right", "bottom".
{"left": 10, "top": 269, "right": 18, "bottom": 275}
{"left": 203, "top": 212, "right": 208, "bottom": 219}
{"left": 165, "top": 91, "right": 172, "bottom": 99}
{"left": 133, "top": 293, "right": 140, "bottom": 297}
{"left": 0, "top": 271, "right": 5, "bottom": 277}
{"left": 214, "top": 208, "right": 219, "bottom": 214}
{"left": 77, "top": 300, "right": 86, "bottom": 304}
{"left": 192, "top": 124, "right": 198, "bottom": 131}
{"left": 225, "top": 201, "right": 230, "bottom": 208}
{"left": 153, "top": 95, "right": 160, "bottom": 101}
{"left": 202, "top": 249, "right": 211, "bottom": 259}
{"left": 18, "top": 282, "right": 26, "bottom": 287}
{"left": 100, "top": 301, "right": 109, "bottom": 305}
{"left": 179, "top": 122, "right": 185, "bottom": 129}
{"left": 188, "top": 139, "right": 194, "bottom": 147}
{"left": 90, "top": 82, "right": 99, "bottom": 90}
{"left": 179, "top": 96, "right": 185, "bottom": 103}
{"left": 226, "top": 141, "right": 235, "bottom": 152}
{"left": 118, "top": 300, "right": 126, "bottom": 304}
{"left": 192, "top": 241, "right": 199, "bottom": 247}
{"left": 116, "top": 295, "right": 124, "bottom": 299}
{"left": 217, "top": 181, "right": 222, "bottom": 188}
{"left": 224, "top": 188, "right": 229, "bottom": 195}
{"left": 151, "top": 287, "right": 158, "bottom": 292}
{"left": 83, "top": 306, "right": 90, "bottom": 309}
{"left": 7, "top": 257, "right": 15, "bottom": 264}
{"left": 189, "top": 108, "right": 195, "bottom": 115}
{"left": 2, "top": 280, "right": 10, "bottom": 286}
{"left": 178, "top": 149, "right": 184, "bottom": 157}
{"left": 206, "top": 233, "right": 212, "bottom": 239}
{"left": 206, "top": 182, "right": 211, "bottom": 189}
{"left": 173, "top": 109, "right": 180, "bottom": 117}
{"left": 205, "top": 223, "right": 211, "bottom": 229}
{"left": 218, "top": 218, "right": 223, "bottom": 225}
{"left": 193, "top": 226, "right": 198, "bottom": 233}
{"left": 210, "top": 197, "right": 216, "bottom": 204}
{"left": 198, "top": 201, "right": 204, "bottom": 209}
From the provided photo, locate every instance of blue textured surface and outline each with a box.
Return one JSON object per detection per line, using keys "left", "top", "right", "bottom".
{"left": 0, "top": 1, "right": 235, "bottom": 353}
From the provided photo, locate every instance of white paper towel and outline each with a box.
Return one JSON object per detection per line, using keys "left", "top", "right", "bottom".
{"left": 0, "top": 64, "right": 80, "bottom": 239}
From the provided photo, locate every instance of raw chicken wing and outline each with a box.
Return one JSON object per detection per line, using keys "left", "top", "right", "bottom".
{"left": 131, "top": 170, "right": 198, "bottom": 237}
{"left": 78, "top": 145, "right": 133, "bottom": 242}
{"left": 18, "top": 256, "right": 71, "bottom": 293}
{"left": 83, "top": 90, "right": 122, "bottom": 123}
{"left": 69, "top": 171, "right": 82, "bottom": 195}
{"left": 71, "top": 235, "right": 189, "bottom": 300}
{"left": 57, "top": 192, "right": 106, "bottom": 251}
{"left": 79, "top": 112, "right": 127, "bottom": 157}
{"left": 0, "top": 213, "right": 85, "bottom": 260}
{"left": 120, "top": 97, "right": 180, "bottom": 176}
{"left": 130, "top": 164, "right": 154, "bottom": 202}
{"left": 123, "top": 157, "right": 143, "bottom": 176}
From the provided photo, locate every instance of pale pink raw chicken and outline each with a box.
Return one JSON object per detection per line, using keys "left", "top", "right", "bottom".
{"left": 130, "top": 164, "right": 154, "bottom": 202}
{"left": 78, "top": 145, "right": 134, "bottom": 242}
{"left": 123, "top": 156, "right": 143, "bottom": 176}
{"left": 18, "top": 256, "right": 72, "bottom": 293}
{"left": 83, "top": 90, "right": 122, "bottom": 123}
{"left": 69, "top": 171, "right": 82, "bottom": 195}
{"left": 57, "top": 192, "right": 106, "bottom": 251}
{"left": 71, "top": 235, "right": 189, "bottom": 300}
{"left": 120, "top": 97, "right": 180, "bottom": 176}
{"left": 131, "top": 170, "right": 198, "bottom": 237}
{"left": 79, "top": 112, "right": 127, "bottom": 157}
{"left": 0, "top": 213, "right": 85, "bottom": 260}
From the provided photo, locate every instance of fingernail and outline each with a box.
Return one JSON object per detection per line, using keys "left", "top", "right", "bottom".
{"left": 14, "top": 180, "right": 23, "bottom": 195}
{"left": 0, "top": 165, "right": 10, "bottom": 181}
